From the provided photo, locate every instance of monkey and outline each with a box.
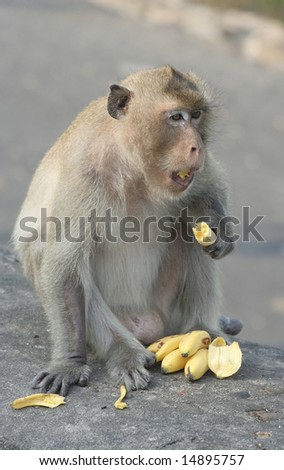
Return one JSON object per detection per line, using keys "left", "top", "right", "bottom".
{"left": 13, "top": 66, "right": 242, "bottom": 396}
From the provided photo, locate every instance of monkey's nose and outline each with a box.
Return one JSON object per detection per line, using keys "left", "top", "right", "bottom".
{"left": 190, "top": 146, "right": 199, "bottom": 155}
{"left": 188, "top": 146, "right": 203, "bottom": 165}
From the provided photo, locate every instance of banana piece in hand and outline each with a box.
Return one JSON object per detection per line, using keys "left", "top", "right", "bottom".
{"left": 192, "top": 221, "right": 217, "bottom": 246}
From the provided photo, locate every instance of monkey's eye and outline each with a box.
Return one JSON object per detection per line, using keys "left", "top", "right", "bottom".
{"left": 170, "top": 113, "right": 184, "bottom": 121}
{"left": 191, "top": 110, "right": 202, "bottom": 120}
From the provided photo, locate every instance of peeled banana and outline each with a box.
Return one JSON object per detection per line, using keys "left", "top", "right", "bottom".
{"left": 208, "top": 338, "right": 242, "bottom": 379}
{"left": 184, "top": 348, "right": 209, "bottom": 381}
{"left": 155, "top": 334, "right": 185, "bottom": 362}
{"left": 179, "top": 330, "right": 211, "bottom": 357}
{"left": 192, "top": 221, "right": 216, "bottom": 246}
{"left": 161, "top": 348, "right": 189, "bottom": 374}
{"left": 11, "top": 393, "right": 65, "bottom": 409}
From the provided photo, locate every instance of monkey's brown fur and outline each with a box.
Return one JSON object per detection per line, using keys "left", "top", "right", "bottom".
{"left": 13, "top": 66, "right": 241, "bottom": 395}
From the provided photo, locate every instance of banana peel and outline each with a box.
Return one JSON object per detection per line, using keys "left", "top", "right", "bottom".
{"left": 208, "top": 337, "right": 242, "bottom": 379}
{"left": 192, "top": 221, "right": 216, "bottom": 246}
{"left": 114, "top": 385, "right": 128, "bottom": 410}
{"left": 11, "top": 393, "right": 65, "bottom": 410}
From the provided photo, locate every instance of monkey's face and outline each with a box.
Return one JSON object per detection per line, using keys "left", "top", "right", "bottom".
{"left": 107, "top": 67, "right": 212, "bottom": 200}
{"left": 139, "top": 105, "right": 207, "bottom": 198}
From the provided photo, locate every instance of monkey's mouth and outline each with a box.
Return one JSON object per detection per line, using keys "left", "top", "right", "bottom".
{"left": 171, "top": 169, "right": 195, "bottom": 188}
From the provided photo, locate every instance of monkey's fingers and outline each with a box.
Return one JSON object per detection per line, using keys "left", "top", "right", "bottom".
{"left": 122, "top": 367, "right": 151, "bottom": 391}
{"left": 32, "top": 371, "right": 50, "bottom": 389}
{"left": 78, "top": 375, "right": 88, "bottom": 387}
{"left": 204, "top": 238, "right": 234, "bottom": 259}
{"left": 31, "top": 365, "right": 91, "bottom": 396}
{"left": 144, "top": 351, "right": 156, "bottom": 368}
{"left": 32, "top": 372, "right": 63, "bottom": 394}
{"left": 108, "top": 357, "right": 152, "bottom": 392}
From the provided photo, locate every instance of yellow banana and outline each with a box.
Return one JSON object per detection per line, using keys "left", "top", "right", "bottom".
{"left": 208, "top": 337, "right": 242, "bottom": 379}
{"left": 155, "top": 334, "right": 185, "bottom": 362}
{"left": 184, "top": 348, "right": 209, "bottom": 381}
{"left": 192, "top": 221, "right": 216, "bottom": 246}
{"left": 179, "top": 330, "right": 211, "bottom": 357}
{"left": 161, "top": 349, "right": 189, "bottom": 374}
{"left": 147, "top": 334, "right": 181, "bottom": 354}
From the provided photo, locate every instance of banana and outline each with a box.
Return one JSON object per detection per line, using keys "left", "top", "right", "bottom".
{"left": 177, "top": 170, "right": 190, "bottom": 180}
{"left": 147, "top": 334, "right": 181, "bottom": 354}
{"left": 161, "top": 349, "right": 189, "bottom": 374}
{"left": 11, "top": 393, "right": 65, "bottom": 409}
{"left": 155, "top": 334, "right": 185, "bottom": 362}
{"left": 208, "top": 337, "right": 242, "bottom": 379}
{"left": 114, "top": 385, "right": 128, "bottom": 410}
{"left": 179, "top": 330, "right": 211, "bottom": 358}
{"left": 184, "top": 348, "right": 209, "bottom": 381}
{"left": 192, "top": 221, "right": 216, "bottom": 246}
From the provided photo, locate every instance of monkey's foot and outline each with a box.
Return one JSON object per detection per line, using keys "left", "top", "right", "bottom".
{"left": 106, "top": 343, "right": 155, "bottom": 391}
{"left": 32, "top": 362, "right": 92, "bottom": 396}
{"left": 219, "top": 315, "right": 243, "bottom": 336}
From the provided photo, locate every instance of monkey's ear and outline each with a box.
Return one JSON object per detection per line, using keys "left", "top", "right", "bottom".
{"left": 107, "top": 84, "right": 133, "bottom": 119}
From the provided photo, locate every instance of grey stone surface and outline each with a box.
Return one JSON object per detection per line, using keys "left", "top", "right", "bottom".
{"left": 1, "top": 249, "right": 284, "bottom": 450}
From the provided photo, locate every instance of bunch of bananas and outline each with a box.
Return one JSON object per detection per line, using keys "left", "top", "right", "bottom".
{"left": 147, "top": 330, "right": 242, "bottom": 381}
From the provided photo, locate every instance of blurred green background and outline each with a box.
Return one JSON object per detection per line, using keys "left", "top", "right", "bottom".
{"left": 199, "top": 0, "right": 284, "bottom": 20}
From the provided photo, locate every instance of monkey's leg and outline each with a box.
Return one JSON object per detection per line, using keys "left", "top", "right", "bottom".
{"left": 81, "top": 269, "right": 155, "bottom": 391}
{"left": 32, "top": 278, "right": 91, "bottom": 396}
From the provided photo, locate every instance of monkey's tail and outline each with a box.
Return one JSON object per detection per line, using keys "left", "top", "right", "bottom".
{"left": 219, "top": 315, "right": 243, "bottom": 336}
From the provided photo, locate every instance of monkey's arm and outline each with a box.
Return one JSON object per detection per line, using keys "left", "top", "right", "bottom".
{"left": 32, "top": 265, "right": 91, "bottom": 396}
{"left": 187, "top": 156, "right": 235, "bottom": 259}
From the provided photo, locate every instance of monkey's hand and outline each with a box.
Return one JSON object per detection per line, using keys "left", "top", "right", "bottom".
{"left": 32, "top": 361, "right": 92, "bottom": 396}
{"left": 201, "top": 217, "right": 235, "bottom": 260}
{"left": 106, "top": 343, "right": 155, "bottom": 391}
